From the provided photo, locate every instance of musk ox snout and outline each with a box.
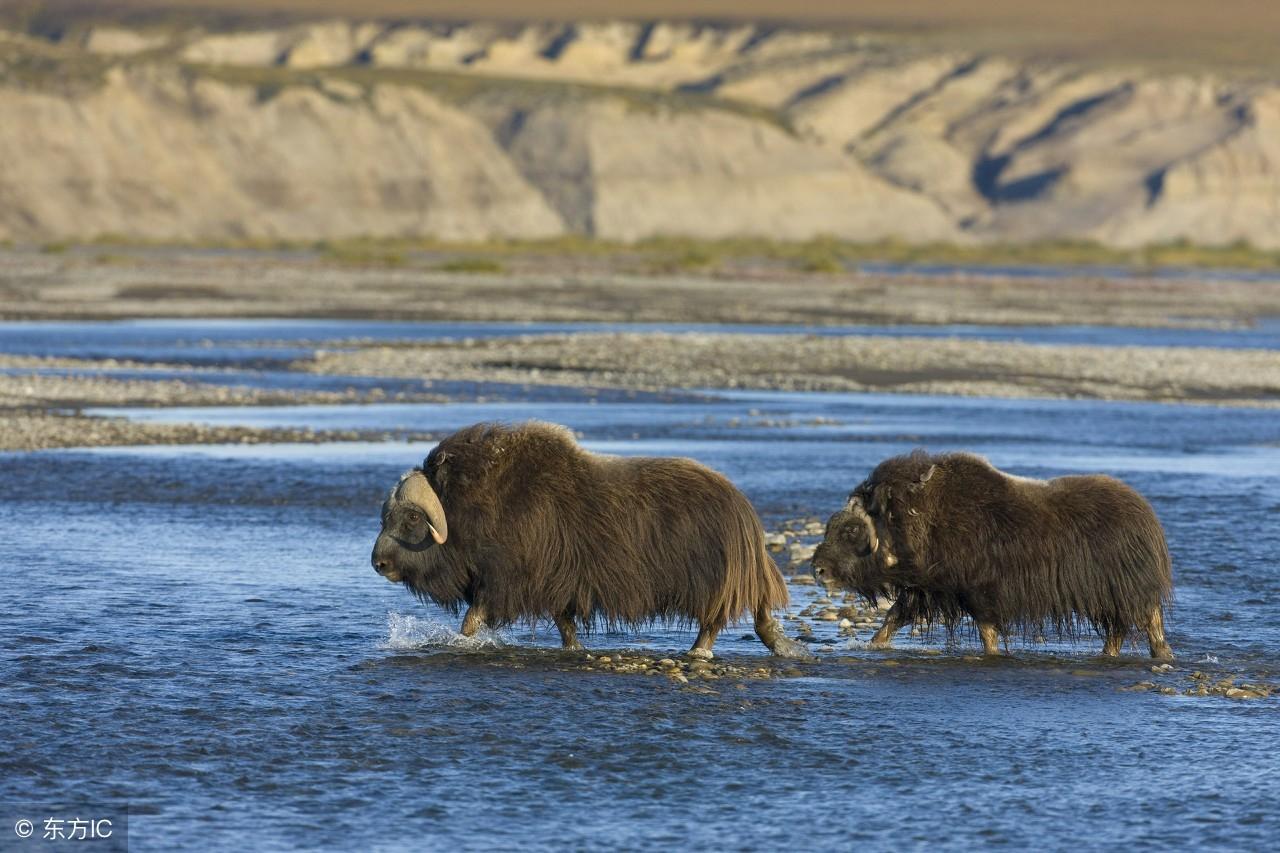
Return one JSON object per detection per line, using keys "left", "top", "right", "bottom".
{"left": 370, "top": 534, "right": 403, "bottom": 582}
{"left": 810, "top": 543, "right": 831, "bottom": 580}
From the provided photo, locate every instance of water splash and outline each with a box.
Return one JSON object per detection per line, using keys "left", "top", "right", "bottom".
{"left": 1199, "top": 654, "right": 1221, "bottom": 664}
{"left": 383, "top": 612, "right": 506, "bottom": 651}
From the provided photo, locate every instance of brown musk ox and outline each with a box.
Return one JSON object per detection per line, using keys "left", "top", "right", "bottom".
{"left": 811, "top": 450, "right": 1174, "bottom": 659}
{"left": 370, "top": 421, "right": 810, "bottom": 659}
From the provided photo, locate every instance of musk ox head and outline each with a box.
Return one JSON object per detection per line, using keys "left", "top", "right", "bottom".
{"left": 812, "top": 452, "right": 939, "bottom": 598}
{"left": 811, "top": 494, "right": 897, "bottom": 602}
{"left": 371, "top": 469, "right": 448, "bottom": 584}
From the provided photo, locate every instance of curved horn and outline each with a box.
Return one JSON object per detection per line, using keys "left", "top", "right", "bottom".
{"left": 397, "top": 471, "right": 448, "bottom": 544}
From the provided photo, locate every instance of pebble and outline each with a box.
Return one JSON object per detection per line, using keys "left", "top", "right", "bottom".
{"left": 787, "top": 543, "right": 816, "bottom": 564}
{"left": 1121, "top": 681, "right": 1157, "bottom": 692}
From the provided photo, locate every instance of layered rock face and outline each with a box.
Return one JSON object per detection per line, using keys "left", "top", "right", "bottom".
{"left": 2, "top": 19, "right": 1278, "bottom": 246}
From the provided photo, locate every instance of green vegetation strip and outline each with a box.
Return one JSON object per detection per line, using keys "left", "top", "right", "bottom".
{"left": 65, "top": 234, "right": 1280, "bottom": 274}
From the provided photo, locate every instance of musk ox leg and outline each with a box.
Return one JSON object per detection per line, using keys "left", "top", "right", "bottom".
{"left": 978, "top": 622, "right": 1002, "bottom": 656}
{"left": 459, "top": 605, "right": 487, "bottom": 638}
{"left": 754, "top": 605, "right": 814, "bottom": 660}
{"left": 869, "top": 602, "right": 907, "bottom": 649}
{"left": 1102, "top": 628, "right": 1127, "bottom": 657}
{"left": 554, "top": 614, "right": 585, "bottom": 651}
{"left": 1145, "top": 607, "right": 1174, "bottom": 660}
{"left": 689, "top": 624, "right": 721, "bottom": 659}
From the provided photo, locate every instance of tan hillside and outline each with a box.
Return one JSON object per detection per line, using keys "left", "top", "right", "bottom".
{"left": 2, "top": 14, "right": 1280, "bottom": 247}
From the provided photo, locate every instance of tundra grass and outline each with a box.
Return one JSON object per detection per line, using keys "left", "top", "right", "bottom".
{"left": 71, "top": 234, "right": 1280, "bottom": 275}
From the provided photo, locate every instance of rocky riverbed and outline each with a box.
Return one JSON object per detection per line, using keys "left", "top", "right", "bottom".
{"left": 6, "top": 248, "right": 1280, "bottom": 328}
{"left": 0, "top": 354, "right": 446, "bottom": 450}
{"left": 303, "top": 331, "right": 1280, "bottom": 407}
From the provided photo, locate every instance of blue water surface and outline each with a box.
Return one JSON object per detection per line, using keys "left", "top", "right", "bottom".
{"left": 2, "top": 376, "right": 1278, "bottom": 850}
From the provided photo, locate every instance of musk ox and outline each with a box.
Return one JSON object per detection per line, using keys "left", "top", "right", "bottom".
{"left": 371, "top": 421, "right": 810, "bottom": 659}
{"left": 811, "top": 450, "right": 1174, "bottom": 659}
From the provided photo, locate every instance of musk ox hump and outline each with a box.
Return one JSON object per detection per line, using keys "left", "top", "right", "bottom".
{"left": 396, "top": 470, "right": 448, "bottom": 544}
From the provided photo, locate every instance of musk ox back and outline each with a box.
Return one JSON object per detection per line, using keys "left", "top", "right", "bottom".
{"left": 812, "top": 450, "right": 1174, "bottom": 659}
{"left": 371, "top": 421, "right": 809, "bottom": 659}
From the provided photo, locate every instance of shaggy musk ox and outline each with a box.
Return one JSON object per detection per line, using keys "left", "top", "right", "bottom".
{"left": 811, "top": 450, "right": 1174, "bottom": 659}
{"left": 371, "top": 421, "right": 810, "bottom": 658}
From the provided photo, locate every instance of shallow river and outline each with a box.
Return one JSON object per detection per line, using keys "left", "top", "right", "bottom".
{"left": 0, "top": 317, "right": 1278, "bottom": 368}
{"left": 2, "top": 324, "right": 1279, "bottom": 850}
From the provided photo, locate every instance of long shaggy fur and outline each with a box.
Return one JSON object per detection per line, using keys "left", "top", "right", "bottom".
{"left": 816, "top": 450, "right": 1173, "bottom": 642}
{"left": 375, "top": 421, "right": 789, "bottom": 638}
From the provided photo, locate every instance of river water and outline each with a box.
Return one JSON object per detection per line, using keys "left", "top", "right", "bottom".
{"left": 1, "top": 321, "right": 1278, "bottom": 850}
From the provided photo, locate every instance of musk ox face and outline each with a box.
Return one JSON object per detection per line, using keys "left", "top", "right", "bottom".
{"left": 811, "top": 494, "right": 899, "bottom": 601}
{"left": 371, "top": 470, "right": 448, "bottom": 584}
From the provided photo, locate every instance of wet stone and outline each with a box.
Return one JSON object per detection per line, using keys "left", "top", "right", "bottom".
{"left": 1121, "top": 681, "right": 1157, "bottom": 692}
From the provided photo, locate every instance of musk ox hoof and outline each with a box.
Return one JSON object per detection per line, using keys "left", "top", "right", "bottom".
{"left": 686, "top": 648, "right": 714, "bottom": 661}
{"left": 770, "top": 636, "right": 816, "bottom": 660}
